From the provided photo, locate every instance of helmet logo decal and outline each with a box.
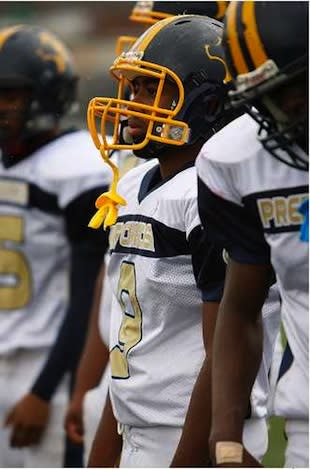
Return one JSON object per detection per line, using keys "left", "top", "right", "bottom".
{"left": 205, "top": 40, "right": 232, "bottom": 84}
{"left": 36, "top": 32, "right": 68, "bottom": 73}
{"left": 0, "top": 25, "right": 23, "bottom": 50}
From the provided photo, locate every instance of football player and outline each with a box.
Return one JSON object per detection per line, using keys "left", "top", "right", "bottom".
{"left": 85, "top": 15, "right": 279, "bottom": 467}
{"left": 65, "top": 2, "right": 231, "bottom": 462}
{"left": 195, "top": 1, "right": 308, "bottom": 467}
{"left": 0, "top": 25, "right": 111, "bottom": 467}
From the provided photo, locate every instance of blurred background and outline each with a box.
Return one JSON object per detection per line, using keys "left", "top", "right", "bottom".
{"left": 0, "top": 1, "right": 142, "bottom": 128}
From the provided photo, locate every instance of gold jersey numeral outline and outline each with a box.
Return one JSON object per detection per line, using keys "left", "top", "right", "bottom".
{"left": 110, "top": 261, "right": 143, "bottom": 379}
{"left": 0, "top": 215, "right": 32, "bottom": 309}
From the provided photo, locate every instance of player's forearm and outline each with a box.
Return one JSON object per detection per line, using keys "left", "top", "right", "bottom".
{"left": 87, "top": 393, "right": 122, "bottom": 467}
{"left": 31, "top": 245, "right": 104, "bottom": 401}
{"left": 209, "top": 302, "right": 263, "bottom": 450}
{"left": 72, "top": 264, "right": 109, "bottom": 398}
{"left": 171, "top": 357, "right": 211, "bottom": 467}
{"left": 72, "top": 330, "right": 109, "bottom": 400}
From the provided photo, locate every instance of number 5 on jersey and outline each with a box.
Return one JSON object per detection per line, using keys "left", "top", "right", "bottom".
{"left": 0, "top": 215, "right": 32, "bottom": 309}
{"left": 110, "top": 262, "right": 142, "bottom": 379}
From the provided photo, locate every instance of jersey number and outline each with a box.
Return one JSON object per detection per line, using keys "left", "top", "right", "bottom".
{"left": 0, "top": 215, "right": 32, "bottom": 309}
{"left": 110, "top": 262, "right": 142, "bottom": 379}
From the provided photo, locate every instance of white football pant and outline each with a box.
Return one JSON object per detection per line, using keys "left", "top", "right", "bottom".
{"left": 118, "top": 417, "right": 268, "bottom": 467}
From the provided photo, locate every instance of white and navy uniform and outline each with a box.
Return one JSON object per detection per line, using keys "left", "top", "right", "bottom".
{"left": 196, "top": 113, "right": 309, "bottom": 468}
{"left": 107, "top": 159, "right": 204, "bottom": 467}
{"left": 107, "top": 158, "right": 278, "bottom": 467}
{"left": 0, "top": 129, "right": 111, "bottom": 468}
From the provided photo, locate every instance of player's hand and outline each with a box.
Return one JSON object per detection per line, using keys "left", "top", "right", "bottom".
{"left": 64, "top": 394, "right": 84, "bottom": 444}
{"left": 4, "top": 393, "right": 49, "bottom": 447}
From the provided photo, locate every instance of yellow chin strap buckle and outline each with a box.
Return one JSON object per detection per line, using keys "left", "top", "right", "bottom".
{"left": 88, "top": 147, "right": 127, "bottom": 230}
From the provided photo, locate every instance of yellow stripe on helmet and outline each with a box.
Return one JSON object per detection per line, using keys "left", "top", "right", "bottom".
{"left": 242, "top": 1, "right": 268, "bottom": 67}
{"left": 0, "top": 25, "right": 23, "bottom": 50}
{"left": 133, "top": 15, "right": 179, "bottom": 53}
{"left": 226, "top": 2, "right": 249, "bottom": 74}
{"left": 216, "top": 1, "right": 229, "bottom": 20}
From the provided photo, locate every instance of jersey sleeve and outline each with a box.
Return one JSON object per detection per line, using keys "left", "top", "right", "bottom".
{"left": 197, "top": 167, "right": 271, "bottom": 265}
{"left": 30, "top": 133, "right": 111, "bottom": 401}
{"left": 184, "top": 184, "right": 225, "bottom": 302}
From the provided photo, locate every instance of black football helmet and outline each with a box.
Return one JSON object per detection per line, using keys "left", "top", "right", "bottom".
{"left": 88, "top": 15, "right": 231, "bottom": 160}
{"left": 223, "top": 1, "right": 308, "bottom": 170}
{"left": 0, "top": 24, "right": 79, "bottom": 141}
{"left": 115, "top": 1, "right": 229, "bottom": 54}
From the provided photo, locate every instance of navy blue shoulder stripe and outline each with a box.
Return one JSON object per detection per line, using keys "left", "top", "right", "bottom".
{"left": 109, "top": 214, "right": 190, "bottom": 258}
{"left": 198, "top": 176, "right": 271, "bottom": 264}
{"left": 0, "top": 176, "right": 60, "bottom": 214}
{"left": 29, "top": 183, "right": 60, "bottom": 214}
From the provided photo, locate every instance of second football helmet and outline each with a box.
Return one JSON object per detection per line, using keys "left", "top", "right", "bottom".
{"left": 223, "top": 1, "right": 308, "bottom": 170}
{"left": 0, "top": 24, "right": 78, "bottom": 141}
{"left": 115, "top": 1, "right": 229, "bottom": 55}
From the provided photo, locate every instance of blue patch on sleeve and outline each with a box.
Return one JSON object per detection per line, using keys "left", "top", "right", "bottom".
{"left": 298, "top": 199, "right": 309, "bottom": 243}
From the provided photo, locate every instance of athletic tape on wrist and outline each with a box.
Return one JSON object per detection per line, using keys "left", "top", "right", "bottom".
{"left": 215, "top": 441, "right": 243, "bottom": 464}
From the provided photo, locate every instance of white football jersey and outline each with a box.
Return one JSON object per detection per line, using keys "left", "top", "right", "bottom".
{"left": 107, "top": 156, "right": 279, "bottom": 427}
{"left": 196, "top": 113, "right": 309, "bottom": 419}
{"left": 108, "top": 159, "right": 205, "bottom": 427}
{"left": 0, "top": 130, "right": 111, "bottom": 354}
{"left": 98, "top": 152, "right": 148, "bottom": 349}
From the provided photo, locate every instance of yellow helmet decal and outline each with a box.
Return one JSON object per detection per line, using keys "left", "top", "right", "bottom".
{"left": 205, "top": 37, "right": 232, "bottom": 84}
